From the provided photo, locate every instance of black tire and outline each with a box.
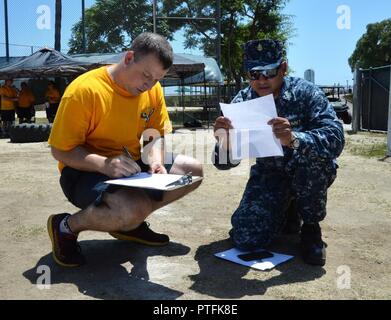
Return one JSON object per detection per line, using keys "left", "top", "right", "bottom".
{"left": 340, "top": 110, "right": 352, "bottom": 125}
{"left": 9, "top": 123, "right": 52, "bottom": 143}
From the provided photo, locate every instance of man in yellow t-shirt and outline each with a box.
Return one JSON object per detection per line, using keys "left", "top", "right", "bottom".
{"left": 0, "top": 79, "right": 18, "bottom": 137}
{"left": 17, "top": 82, "right": 36, "bottom": 123}
{"left": 47, "top": 32, "right": 203, "bottom": 267}
{"left": 45, "top": 81, "right": 61, "bottom": 123}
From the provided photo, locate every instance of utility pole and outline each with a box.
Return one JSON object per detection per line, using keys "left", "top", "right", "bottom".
{"left": 4, "top": 0, "right": 9, "bottom": 61}
{"left": 153, "top": 0, "right": 157, "bottom": 33}
{"left": 216, "top": 0, "right": 221, "bottom": 68}
{"left": 54, "top": 0, "right": 62, "bottom": 51}
{"left": 387, "top": 66, "right": 391, "bottom": 156}
{"left": 216, "top": 0, "right": 222, "bottom": 109}
{"left": 352, "top": 66, "right": 362, "bottom": 133}
{"left": 82, "top": 0, "right": 86, "bottom": 53}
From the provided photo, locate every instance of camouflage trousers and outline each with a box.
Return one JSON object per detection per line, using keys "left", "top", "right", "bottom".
{"left": 230, "top": 158, "right": 337, "bottom": 251}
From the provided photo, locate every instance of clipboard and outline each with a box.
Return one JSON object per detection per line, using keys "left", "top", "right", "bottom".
{"left": 105, "top": 172, "right": 202, "bottom": 191}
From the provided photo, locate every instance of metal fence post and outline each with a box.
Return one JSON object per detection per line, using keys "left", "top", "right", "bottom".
{"left": 352, "top": 68, "right": 362, "bottom": 133}
{"left": 387, "top": 66, "right": 391, "bottom": 156}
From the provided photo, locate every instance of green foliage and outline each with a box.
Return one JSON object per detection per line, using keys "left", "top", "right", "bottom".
{"left": 68, "top": 0, "right": 172, "bottom": 54}
{"left": 348, "top": 19, "right": 391, "bottom": 71}
{"left": 68, "top": 0, "right": 293, "bottom": 88}
{"left": 161, "top": 0, "right": 293, "bottom": 86}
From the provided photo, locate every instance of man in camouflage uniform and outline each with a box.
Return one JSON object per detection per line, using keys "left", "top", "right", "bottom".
{"left": 213, "top": 40, "right": 345, "bottom": 266}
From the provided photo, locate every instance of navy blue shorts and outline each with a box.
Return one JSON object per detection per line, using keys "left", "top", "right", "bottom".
{"left": 60, "top": 160, "right": 173, "bottom": 210}
{"left": 1, "top": 110, "right": 15, "bottom": 122}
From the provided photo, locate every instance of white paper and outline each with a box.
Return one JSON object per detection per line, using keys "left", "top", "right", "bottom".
{"left": 105, "top": 172, "right": 202, "bottom": 191}
{"left": 215, "top": 248, "right": 293, "bottom": 271}
{"left": 220, "top": 94, "right": 284, "bottom": 160}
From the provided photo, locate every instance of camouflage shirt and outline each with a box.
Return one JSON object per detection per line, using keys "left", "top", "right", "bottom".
{"left": 214, "top": 77, "right": 345, "bottom": 170}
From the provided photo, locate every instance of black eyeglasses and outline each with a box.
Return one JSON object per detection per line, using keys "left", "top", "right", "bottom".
{"left": 248, "top": 67, "right": 280, "bottom": 80}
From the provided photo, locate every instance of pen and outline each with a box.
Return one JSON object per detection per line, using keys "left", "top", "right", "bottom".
{"left": 122, "top": 146, "right": 134, "bottom": 160}
{"left": 122, "top": 146, "right": 141, "bottom": 177}
{"left": 165, "top": 172, "right": 193, "bottom": 188}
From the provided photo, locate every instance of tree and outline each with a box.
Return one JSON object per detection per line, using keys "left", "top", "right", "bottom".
{"left": 348, "top": 19, "right": 391, "bottom": 71}
{"left": 55, "top": 0, "right": 62, "bottom": 51}
{"left": 160, "top": 0, "right": 293, "bottom": 89}
{"left": 68, "top": 0, "right": 292, "bottom": 88}
{"left": 68, "top": 0, "right": 173, "bottom": 54}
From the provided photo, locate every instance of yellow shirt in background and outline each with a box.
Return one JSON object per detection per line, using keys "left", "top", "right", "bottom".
{"left": 18, "top": 88, "right": 35, "bottom": 108}
{"left": 48, "top": 66, "right": 172, "bottom": 172}
{"left": 0, "top": 85, "right": 18, "bottom": 110}
{"left": 45, "top": 88, "right": 60, "bottom": 104}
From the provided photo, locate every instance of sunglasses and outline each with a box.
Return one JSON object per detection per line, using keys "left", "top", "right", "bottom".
{"left": 248, "top": 67, "right": 280, "bottom": 80}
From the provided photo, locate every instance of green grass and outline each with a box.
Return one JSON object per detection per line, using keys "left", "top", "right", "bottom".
{"left": 345, "top": 141, "right": 388, "bottom": 158}
{"left": 34, "top": 118, "right": 49, "bottom": 124}
{"left": 11, "top": 225, "right": 46, "bottom": 239}
{"left": 345, "top": 94, "right": 353, "bottom": 103}
{"left": 344, "top": 131, "right": 388, "bottom": 158}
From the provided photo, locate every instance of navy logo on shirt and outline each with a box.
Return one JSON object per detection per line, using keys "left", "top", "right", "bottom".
{"left": 141, "top": 108, "right": 155, "bottom": 122}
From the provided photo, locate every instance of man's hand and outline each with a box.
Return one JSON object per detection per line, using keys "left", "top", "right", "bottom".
{"left": 149, "top": 161, "right": 167, "bottom": 174}
{"left": 268, "top": 117, "right": 293, "bottom": 147}
{"left": 214, "top": 116, "right": 233, "bottom": 150}
{"left": 104, "top": 155, "right": 141, "bottom": 178}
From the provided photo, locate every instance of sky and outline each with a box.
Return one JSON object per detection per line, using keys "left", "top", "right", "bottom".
{"left": 0, "top": 0, "right": 390, "bottom": 85}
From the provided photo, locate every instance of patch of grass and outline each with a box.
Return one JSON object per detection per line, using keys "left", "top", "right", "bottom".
{"left": 345, "top": 94, "right": 353, "bottom": 103}
{"left": 345, "top": 141, "right": 388, "bottom": 158}
{"left": 35, "top": 118, "right": 49, "bottom": 124}
{"left": 11, "top": 225, "right": 46, "bottom": 239}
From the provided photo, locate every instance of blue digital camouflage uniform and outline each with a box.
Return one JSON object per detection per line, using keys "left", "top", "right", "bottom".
{"left": 214, "top": 40, "right": 345, "bottom": 251}
{"left": 214, "top": 40, "right": 345, "bottom": 250}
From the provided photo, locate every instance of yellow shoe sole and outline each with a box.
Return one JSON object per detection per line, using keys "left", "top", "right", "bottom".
{"left": 109, "top": 232, "right": 169, "bottom": 247}
{"left": 47, "top": 215, "right": 81, "bottom": 268}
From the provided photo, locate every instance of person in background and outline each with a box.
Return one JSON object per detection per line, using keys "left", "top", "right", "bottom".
{"left": 17, "top": 82, "right": 36, "bottom": 124}
{"left": 45, "top": 81, "right": 61, "bottom": 123}
{"left": 0, "top": 79, "right": 18, "bottom": 137}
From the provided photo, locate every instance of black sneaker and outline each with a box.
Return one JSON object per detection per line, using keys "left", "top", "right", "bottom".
{"left": 300, "top": 223, "right": 327, "bottom": 266}
{"left": 47, "top": 213, "right": 85, "bottom": 267}
{"left": 109, "top": 222, "right": 169, "bottom": 247}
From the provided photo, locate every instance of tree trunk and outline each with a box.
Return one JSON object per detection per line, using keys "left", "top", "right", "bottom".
{"left": 55, "top": 0, "right": 62, "bottom": 51}
{"left": 234, "top": 73, "right": 242, "bottom": 93}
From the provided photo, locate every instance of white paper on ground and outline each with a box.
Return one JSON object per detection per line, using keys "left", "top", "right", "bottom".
{"left": 215, "top": 248, "right": 294, "bottom": 271}
{"left": 220, "top": 94, "right": 283, "bottom": 160}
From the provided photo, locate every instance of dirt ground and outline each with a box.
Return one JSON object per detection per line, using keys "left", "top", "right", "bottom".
{"left": 0, "top": 127, "right": 390, "bottom": 300}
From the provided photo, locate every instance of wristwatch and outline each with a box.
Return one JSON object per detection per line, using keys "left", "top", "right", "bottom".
{"left": 290, "top": 132, "right": 300, "bottom": 150}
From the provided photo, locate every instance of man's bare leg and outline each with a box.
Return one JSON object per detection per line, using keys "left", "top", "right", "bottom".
{"left": 67, "top": 154, "right": 203, "bottom": 233}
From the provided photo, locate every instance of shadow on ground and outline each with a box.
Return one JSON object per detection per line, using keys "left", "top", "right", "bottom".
{"left": 23, "top": 240, "right": 190, "bottom": 300}
{"left": 189, "top": 236, "right": 326, "bottom": 299}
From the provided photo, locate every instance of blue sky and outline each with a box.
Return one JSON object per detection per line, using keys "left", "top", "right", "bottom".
{"left": 0, "top": 0, "right": 390, "bottom": 85}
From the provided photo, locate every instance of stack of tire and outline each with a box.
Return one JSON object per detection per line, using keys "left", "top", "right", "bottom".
{"left": 9, "top": 123, "right": 52, "bottom": 143}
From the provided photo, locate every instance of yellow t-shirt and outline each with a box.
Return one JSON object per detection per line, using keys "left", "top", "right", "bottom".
{"left": 18, "top": 89, "right": 35, "bottom": 108}
{"left": 45, "top": 88, "right": 60, "bottom": 104}
{"left": 48, "top": 66, "right": 172, "bottom": 172}
{"left": 0, "top": 86, "right": 18, "bottom": 110}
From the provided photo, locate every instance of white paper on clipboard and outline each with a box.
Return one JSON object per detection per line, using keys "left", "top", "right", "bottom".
{"left": 105, "top": 172, "right": 202, "bottom": 191}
